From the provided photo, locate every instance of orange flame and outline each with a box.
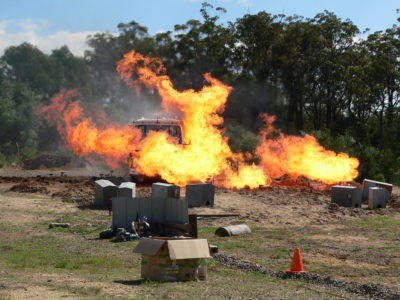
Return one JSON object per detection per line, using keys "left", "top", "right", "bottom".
{"left": 117, "top": 50, "right": 268, "bottom": 188}
{"left": 256, "top": 114, "right": 359, "bottom": 184}
{"left": 39, "top": 51, "right": 360, "bottom": 189}
{"left": 40, "top": 90, "right": 141, "bottom": 168}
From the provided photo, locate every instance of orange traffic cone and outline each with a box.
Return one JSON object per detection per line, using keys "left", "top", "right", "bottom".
{"left": 286, "top": 248, "right": 305, "bottom": 273}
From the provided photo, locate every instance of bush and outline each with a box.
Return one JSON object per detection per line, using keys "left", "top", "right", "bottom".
{"left": 0, "top": 153, "right": 7, "bottom": 168}
{"left": 224, "top": 124, "right": 259, "bottom": 163}
{"left": 311, "top": 130, "right": 400, "bottom": 184}
{"left": 311, "top": 129, "right": 358, "bottom": 156}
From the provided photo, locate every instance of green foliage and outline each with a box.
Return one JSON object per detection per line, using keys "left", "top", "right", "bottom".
{"left": 2, "top": 43, "right": 58, "bottom": 95}
{"left": 311, "top": 129, "right": 358, "bottom": 156}
{"left": 312, "top": 130, "right": 400, "bottom": 184}
{"left": 50, "top": 46, "right": 92, "bottom": 92}
{"left": 358, "top": 147, "right": 400, "bottom": 184}
{"left": 0, "top": 152, "right": 7, "bottom": 168}
{"left": 225, "top": 124, "right": 259, "bottom": 163}
{"left": 0, "top": 79, "right": 41, "bottom": 162}
{"left": 0, "top": 43, "right": 95, "bottom": 161}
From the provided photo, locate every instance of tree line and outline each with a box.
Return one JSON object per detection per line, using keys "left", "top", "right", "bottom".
{"left": 0, "top": 3, "right": 399, "bottom": 183}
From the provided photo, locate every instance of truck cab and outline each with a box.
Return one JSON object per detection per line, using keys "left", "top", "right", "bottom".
{"left": 128, "top": 118, "right": 184, "bottom": 182}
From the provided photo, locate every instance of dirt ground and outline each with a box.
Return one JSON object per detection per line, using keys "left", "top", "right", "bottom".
{"left": 1, "top": 166, "right": 398, "bottom": 227}
{"left": 0, "top": 166, "right": 399, "bottom": 299}
{"left": 194, "top": 186, "right": 400, "bottom": 226}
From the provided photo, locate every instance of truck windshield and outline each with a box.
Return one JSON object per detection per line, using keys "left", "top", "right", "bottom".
{"left": 136, "top": 125, "right": 182, "bottom": 144}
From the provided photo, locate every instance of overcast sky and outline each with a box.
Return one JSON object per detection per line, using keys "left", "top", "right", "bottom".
{"left": 0, "top": 0, "right": 399, "bottom": 56}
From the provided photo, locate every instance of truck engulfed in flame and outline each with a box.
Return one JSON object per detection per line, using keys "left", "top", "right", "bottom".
{"left": 39, "top": 50, "right": 360, "bottom": 188}
{"left": 127, "top": 117, "right": 185, "bottom": 182}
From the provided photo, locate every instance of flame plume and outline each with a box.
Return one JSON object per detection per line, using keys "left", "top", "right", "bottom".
{"left": 39, "top": 51, "right": 360, "bottom": 188}
{"left": 117, "top": 50, "right": 268, "bottom": 187}
{"left": 39, "top": 90, "right": 142, "bottom": 168}
{"left": 256, "top": 114, "right": 359, "bottom": 184}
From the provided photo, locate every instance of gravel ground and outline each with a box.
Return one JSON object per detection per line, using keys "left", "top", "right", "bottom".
{"left": 214, "top": 253, "right": 400, "bottom": 300}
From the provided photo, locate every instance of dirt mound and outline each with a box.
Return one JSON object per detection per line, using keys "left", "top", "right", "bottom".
{"left": 388, "top": 196, "right": 400, "bottom": 209}
{"left": 52, "top": 190, "right": 94, "bottom": 205}
{"left": 2, "top": 175, "right": 95, "bottom": 206}
{"left": 136, "top": 187, "right": 151, "bottom": 198}
{"left": 51, "top": 180, "right": 94, "bottom": 205}
{"left": 22, "top": 154, "right": 72, "bottom": 170}
{"left": 9, "top": 184, "right": 48, "bottom": 194}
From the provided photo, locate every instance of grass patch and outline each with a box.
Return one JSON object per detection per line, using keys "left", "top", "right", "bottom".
{"left": 212, "top": 235, "right": 262, "bottom": 251}
{"left": 49, "top": 225, "right": 104, "bottom": 235}
{"left": 38, "top": 211, "right": 111, "bottom": 236}
{"left": 269, "top": 247, "right": 291, "bottom": 259}
{"left": 48, "top": 283, "right": 105, "bottom": 298}
{"left": 255, "top": 227, "right": 290, "bottom": 240}
{"left": 0, "top": 222, "right": 24, "bottom": 232}
{"left": 349, "top": 216, "right": 400, "bottom": 229}
{"left": 52, "top": 215, "right": 73, "bottom": 223}
{"left": 71, "top": 286, "right": 103, "bottom": 297}
{"left": 308, "top": 265, "right": 346, "bottom": 275}
{"left": 198, "top": 226, "right": 216, "bottom": 236}
{"left": 0, "top": 234, "right": 133, "bottom": 273}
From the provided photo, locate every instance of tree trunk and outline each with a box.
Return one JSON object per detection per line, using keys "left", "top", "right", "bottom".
{"left": 296, "top": 95, "right": 304, "bottom": 131}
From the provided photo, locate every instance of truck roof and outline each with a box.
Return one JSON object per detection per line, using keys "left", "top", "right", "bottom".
{"left": 133, "top": 118, "right": 182, "bottom": 126}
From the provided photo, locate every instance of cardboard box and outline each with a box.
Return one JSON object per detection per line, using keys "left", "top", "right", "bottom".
{"left": 133, "top": 238, "right": 211, "bottom": 281}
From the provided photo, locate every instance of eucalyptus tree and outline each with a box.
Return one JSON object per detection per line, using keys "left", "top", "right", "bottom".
{"left": 227, "top": 11, "right": 285, "bottom": 130}
{"left": 50, "top": 46, "right": 91, "bottom": 91}
{"left": 309, "top": 11, "right": 360, "bottom": 131}
{"left": 272, "top": 15, "right": 324, "bottom": 131}
{"left": 0, "top": 79, "right": 41, "bottom": 160}
{"left": 1, "top": 43, "right": 59, "bottom": 98}
{"left": 85, "top": 21, "right": 159, "bottom": 121}
{"left": 164, "top": 2, "right": 235, "bottom": 90}
{"left": 362, "top": 27, "right": 400, "bottom": 131}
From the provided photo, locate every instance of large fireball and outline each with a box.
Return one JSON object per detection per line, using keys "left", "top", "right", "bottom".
{"left": 39, "top": 50, "right": 359, "bottom": 188}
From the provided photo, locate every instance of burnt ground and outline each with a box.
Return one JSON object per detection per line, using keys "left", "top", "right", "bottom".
{"left": 0, "top": 166, "right": 399, "bottom": 299}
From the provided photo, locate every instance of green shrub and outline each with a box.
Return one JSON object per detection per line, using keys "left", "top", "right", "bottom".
{"left": 311, "top": 129, "right": 358, "bottom": 156}
{"left": 224, "top": 124, "right": 259, "bottom": 163}
{"left": 0, "top": 152, "right": 7, "bottom": 168}
{"left": 311, "top": 130, "right": 400, "bottom": 183}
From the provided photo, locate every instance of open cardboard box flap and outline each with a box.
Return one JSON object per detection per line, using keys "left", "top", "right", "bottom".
{"left": 133, "top": 238, "right": 211, "bottom": 259}
{"left": 167, "top": 239, "right": 211, "bottom": 260}
{"left": 133, "top": 238, "right": 165, "bottom": 255}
